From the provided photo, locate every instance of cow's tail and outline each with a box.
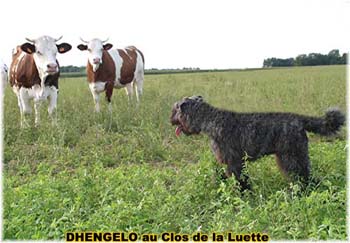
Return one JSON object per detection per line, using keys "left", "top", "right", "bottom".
{"left": 126, "top": 46, "right": 144, "bottom": 63}
{"left": 301, "top": 108, "right": 345, "bottom": 136}
{"left": 136, "top": 49, "right": 145, "bottom": 68}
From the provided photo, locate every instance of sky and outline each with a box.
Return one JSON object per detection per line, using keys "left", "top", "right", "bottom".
{"left": 0, "top": 0, "right": 349, "bottom": 69}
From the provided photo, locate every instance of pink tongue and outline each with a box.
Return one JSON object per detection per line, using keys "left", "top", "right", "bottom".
{"left": 175, "top": 126, "right": 182, "bottom": 137}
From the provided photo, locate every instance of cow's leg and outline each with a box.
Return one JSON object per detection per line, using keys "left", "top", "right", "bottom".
{"left": 107, "top": 101, "right": 112, "bottom": 113}
{"left": 19, "top": 88, "right": 32, "bottom": 127}
{"left": 89, "top": 84, "right": 101, "bottom": 112}
{"left": 47, "top": 87, "right": 58, "bottom": 125}
{"left": 134, "top": 73, "right": 144, "bottom": 104}
{"left": 92, "top": 91, "right": 101, "bottom": 112}
{"left": 34, "top": 98, "right": 41, "bottom": 126}
{"left": 124, "top": 83, "right": 134, "bottom": 104}
{"left": 15, "top": 92, "right": 25, "bottom": 128}
{"left": 105, "top": 81, "right": 113, "bottom": 114}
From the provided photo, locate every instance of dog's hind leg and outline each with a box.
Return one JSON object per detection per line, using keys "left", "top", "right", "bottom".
{"left": 276, "top": 129, "right": 311, "bottom": 183}
{"left": 276, "top": 151, "right": 310, "bottom": 183}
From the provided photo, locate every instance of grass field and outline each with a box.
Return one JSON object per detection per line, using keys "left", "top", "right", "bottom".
{"left": 3, "top": 65, "right": 347, "bottom": 240}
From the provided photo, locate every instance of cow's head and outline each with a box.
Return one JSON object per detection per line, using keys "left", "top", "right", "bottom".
{"left": 77, "top": 38, "right": 113, "bottom": 72}
{"left": 20, "top": 36, "right": 71, "bottom": 76}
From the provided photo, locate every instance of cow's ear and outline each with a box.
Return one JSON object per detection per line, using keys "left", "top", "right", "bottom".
{"left": 20, "top": 43, "right": 36, "bottom": 54}
{"left": 57, "top": 43, "right": 72, "bottom": 53}
{"left": 77, "top": 44, "right": 88, "bottom": 51}
{"left": 103, "top": 43, "right": 113, "bottom": 50}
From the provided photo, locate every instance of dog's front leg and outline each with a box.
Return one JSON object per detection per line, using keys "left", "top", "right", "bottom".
{"left": 227, "top": 161, "right": 251, "bottom": 191}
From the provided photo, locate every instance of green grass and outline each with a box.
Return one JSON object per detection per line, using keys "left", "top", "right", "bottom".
{"left": 3, "top": 65, "right": 346, "bottom": 240}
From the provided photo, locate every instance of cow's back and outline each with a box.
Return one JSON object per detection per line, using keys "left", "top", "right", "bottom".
{"left": 109, "top": 46, "right": 144, "bottom": 85}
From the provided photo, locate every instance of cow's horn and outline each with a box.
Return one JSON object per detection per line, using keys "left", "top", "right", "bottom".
{"left": 80, "top": 37, "right": 89, "bottom": 44}
{"left": 101, "top": 38, "right": 109, "bottom": 44}
{"left": 54, "top": 36, "right": 63, "bottom": 42}
{"left": 25, "top": 37, "right": 35, "bottom": 43}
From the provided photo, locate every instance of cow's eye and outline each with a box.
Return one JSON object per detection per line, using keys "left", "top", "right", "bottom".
{"left": 37, "top": 51, "right": 42, "bottom": 55}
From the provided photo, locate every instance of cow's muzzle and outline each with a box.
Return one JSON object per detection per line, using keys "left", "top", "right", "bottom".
{"left": 46, "top": 63, "right": 58, "bottom": 74}
{"left": 93, "top": 57, "right": 101, "bottom": 65}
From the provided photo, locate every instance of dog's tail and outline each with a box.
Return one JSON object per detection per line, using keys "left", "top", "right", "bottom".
{"left": 301, "top": 108, "right": 345, "bottom": 136}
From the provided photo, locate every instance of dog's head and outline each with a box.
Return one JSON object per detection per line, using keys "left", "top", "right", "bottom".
{"left": 170, "top": 95, "right": 204, "bottom": 136}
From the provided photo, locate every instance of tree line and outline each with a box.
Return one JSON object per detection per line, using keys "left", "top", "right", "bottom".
{"left": 263, "top": 49, "right": 348, "bottom": 67}
{"left": 60, "top": 66, "right": 202, "bottom": 74}
{"left": 60, "top": 65, "right": 86, "bottom": 73}
{"left": 60, "top": 49, "right": 348, "bottom": 73}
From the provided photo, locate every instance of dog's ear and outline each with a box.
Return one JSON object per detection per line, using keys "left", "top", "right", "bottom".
{"left": 178, "top": 95, "right": 203, "bottom": 112}
{"left": 189, "top": 95, "right": 204, "bottom": 102}
{"left": 195, "top": 95, "right": 204, "bottom": 102}
{"left": 178, "top": 100, "right": 189, "bottom": 111}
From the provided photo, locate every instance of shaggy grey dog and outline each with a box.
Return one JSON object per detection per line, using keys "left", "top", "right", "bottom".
{"left": 170, "top": 96, "right": 345, "bottom": 190}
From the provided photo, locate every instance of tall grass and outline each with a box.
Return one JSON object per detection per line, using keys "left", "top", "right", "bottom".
{"left": 3, "top": 65, "right": 346, "bottom": 240}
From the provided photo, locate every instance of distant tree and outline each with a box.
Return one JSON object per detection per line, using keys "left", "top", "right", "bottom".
{"left": 263, "top": 58, "right": 274, "bottom": 67}
{"left": 264, "top": 49, "right": 347, "bottom": 67}
{"left": 263, "top": 57, "right": 294, "bottom": 67}
{"left": 328, "top": 49, "right": 342, "bottom": 64}
{"left": 295, "top": 54, "right": 307, "bottom": 66}
{"left": 308, "top": 53, "right": 326, "bottom": 66}
{"left": 341, "top": 53, "right": 348, "bottom": 64}
{"left": 60, "top": 65, "right": 86, "bottom": 73}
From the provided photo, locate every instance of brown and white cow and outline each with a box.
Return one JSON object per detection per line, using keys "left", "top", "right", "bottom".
{"left": 9, "top": 36, "right": 71, "bottom": 127}
{"left": 77, "top": 38, "right": 144, "bottom": 112}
